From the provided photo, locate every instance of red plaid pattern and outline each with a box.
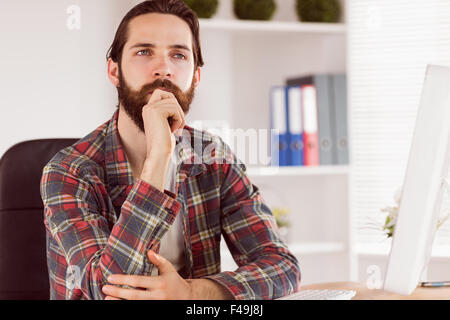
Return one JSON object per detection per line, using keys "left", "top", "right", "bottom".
{"left": 40, "top": 110, "right": 300, "bottom": 300}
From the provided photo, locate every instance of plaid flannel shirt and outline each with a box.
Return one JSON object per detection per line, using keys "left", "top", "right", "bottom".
{"left": 40, "top": 110, "right": 301, "bottom": 300}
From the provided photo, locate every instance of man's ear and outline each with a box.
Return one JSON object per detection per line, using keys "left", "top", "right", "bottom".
{"left": 193, "top": 66, "right": 201, "bottom": 88}
{"left": 107, "top": 58, "right": 120, "bottom": 87}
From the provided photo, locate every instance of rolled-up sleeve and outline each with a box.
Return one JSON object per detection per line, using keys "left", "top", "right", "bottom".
{"left": 204, "top": 142, "right": 301, "bottom": 300}
{"left": 41, "top": 163, "right": 182, "bottom": 300}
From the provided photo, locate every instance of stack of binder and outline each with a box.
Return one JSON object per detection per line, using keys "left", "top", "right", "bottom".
{"left": 270, "top": 74, "right": 348, "bottom": 167}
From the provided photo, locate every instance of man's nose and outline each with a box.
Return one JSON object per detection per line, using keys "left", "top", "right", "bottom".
{"left": 153, "top": 56, "right": 172, "bottom": 79}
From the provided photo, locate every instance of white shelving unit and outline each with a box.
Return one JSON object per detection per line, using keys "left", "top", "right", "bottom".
{"left": 355, "top": 242, "right": 450, "bottom": 259}
{"left": 200, "top": 18, "right": 346, "bottom": 34}
{"left": 189, "top": 1, "right": 349, "bottom": 285}
{"left": 246, "top": 165, "right": 349, "bottom": 177}
{"left": 220, "top": 241, "right": 346, "bottom": 271}
{"left": 287, "top": 241, "right": 346, "bottom": 255}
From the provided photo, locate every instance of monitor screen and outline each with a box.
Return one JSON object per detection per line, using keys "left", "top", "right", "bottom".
{"left": 384, "top": 65, "right": 450, "bottom": 295}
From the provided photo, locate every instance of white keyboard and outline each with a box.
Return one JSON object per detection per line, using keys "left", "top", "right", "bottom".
{"left": 276, "top": 289, "right": 356, "bottom": 300}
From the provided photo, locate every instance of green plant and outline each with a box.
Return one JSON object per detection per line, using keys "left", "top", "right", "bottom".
{"left": 295, "top": 0, "right": 341, "bottom": 23}
{"left": 233, "top": 0, "right": 276, "bottom": 21}
{"left": 184, "top": 0, "right": 219, "bottom": 19}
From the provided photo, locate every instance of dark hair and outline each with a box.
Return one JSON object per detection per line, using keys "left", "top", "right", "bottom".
{"left": 106, "top": 0, "right": 204, "bottom": 70}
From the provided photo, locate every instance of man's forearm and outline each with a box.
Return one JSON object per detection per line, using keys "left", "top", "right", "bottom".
{"left": 188, "top": 279, "right": 235, "bottom": 300}
{"left": 140, "top": 155, "right": 170, "bottom": 192}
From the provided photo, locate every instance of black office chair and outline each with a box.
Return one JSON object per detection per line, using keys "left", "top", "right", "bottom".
{"left": 0, "top": 138, "right": 79, "bottom": 299}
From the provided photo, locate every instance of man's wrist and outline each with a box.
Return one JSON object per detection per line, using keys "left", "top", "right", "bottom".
{"left": 139, "top": 155, "right": 170, "bottom": 192}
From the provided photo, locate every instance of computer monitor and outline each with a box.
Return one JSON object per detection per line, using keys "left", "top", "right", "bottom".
{"left": 384, "top": 65, "right": 450, "bottom": 295}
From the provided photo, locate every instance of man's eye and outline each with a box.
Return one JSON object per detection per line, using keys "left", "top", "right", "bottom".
{"left": 174, "top": 53, "right": 186, "bottom": 60}
{"left": 137, "top": 49, "right": 150, "bottom": 56}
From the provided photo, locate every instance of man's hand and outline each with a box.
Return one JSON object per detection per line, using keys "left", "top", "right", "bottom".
{"left": 142, "top": 88, "right": 185, "bottom": 158}
{"left": 102, "top": 250, "right": 193, "bottom": 300}
{"left": 102, "top": 250, "right": 234, "bottom": 300}
{"left": 138, "top": 88, "right": 185, "bottom": 191}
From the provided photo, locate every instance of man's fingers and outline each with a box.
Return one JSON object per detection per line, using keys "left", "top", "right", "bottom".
{"left": 143, "top": 99, "right": 185, "bottom": 133}
{"left": 169, "top": 115, "right": 184, "bottom": 134}
{"left": 148, "top": 88, "right": 175, "bottom": 104}
{"left": 107, "top": 274, "right": 160, "bottom": 290}
{"left": 147, "top": 250, "right": 175, "bottom": 274}
{"left": 102, "top": 285, "right": 160, "bottom": 300}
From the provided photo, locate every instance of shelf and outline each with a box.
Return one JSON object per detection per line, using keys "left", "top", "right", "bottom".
{"left": 355, "top": 243, "right": 450, "bottom": 259}
{"left": 287, "top": 241, "right": 346, "bottom": 255}
{"left": 354, "top": 243, "right": 391, "bottom": 256}
{"left": 220, "top": 241, "right": 345, "bottom": 259}
{"left": 246, "top": 165, "right": 350, "bottom": 177}
{"left": 199, "top": 18, "right": 347, "bottom": 35}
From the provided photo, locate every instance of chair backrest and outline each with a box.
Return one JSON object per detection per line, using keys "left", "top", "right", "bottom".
{"left": 0, "top": 139, "right": 79, "bottom": 299}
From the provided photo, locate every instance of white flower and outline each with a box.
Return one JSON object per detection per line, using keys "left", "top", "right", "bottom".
{"left": 380, "top": 206, "right": 398, "bottom": 228}
{"left": 381, "top": 181, "right": 450, "bottom": 238}
{"left": 393, "top": 186, "right": 402, "bottom": 205}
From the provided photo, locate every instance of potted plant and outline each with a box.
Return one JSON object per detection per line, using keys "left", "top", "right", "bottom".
{"left": 233, "top": 0, "right": 277, "bottom": 21}
{"left": 184, "top": 0, "right": 219, "bottom": 19}
{"left": 380, "top": 185, "right": 450, "bottom": 238}
{"left": 295, "top": 0, "right": 341, "bottom": 23}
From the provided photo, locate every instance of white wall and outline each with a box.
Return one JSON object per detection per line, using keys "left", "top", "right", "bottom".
{"left": 0, "top": 0, "right": 137, "bottom": 156}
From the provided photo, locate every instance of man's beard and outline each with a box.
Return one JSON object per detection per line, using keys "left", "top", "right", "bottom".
{"left": 117, "top": 68, "right": 196, "bottom": 133}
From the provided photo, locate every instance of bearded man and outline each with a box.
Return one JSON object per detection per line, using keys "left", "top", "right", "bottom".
{"left": 40, "top": 0, "right": 300, "bottom": 300}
